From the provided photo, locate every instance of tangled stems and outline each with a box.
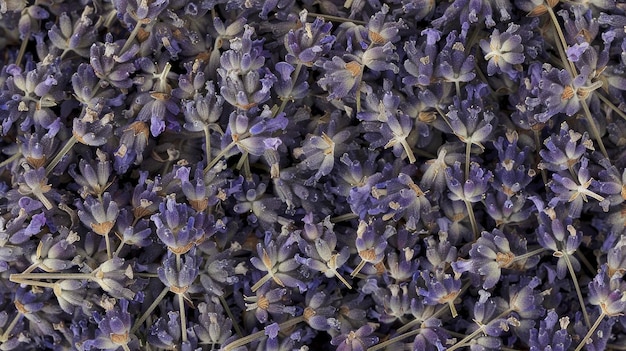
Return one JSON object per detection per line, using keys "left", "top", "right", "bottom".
{"left": 543, "top": 2, "right": 608, "bottom": 159}
{"left": 223, "top": 315, "right": 306, "bottom": 351}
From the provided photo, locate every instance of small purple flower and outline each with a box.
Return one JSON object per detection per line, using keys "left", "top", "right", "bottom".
{"left": 77, "top": 193, "right": 120, "bottom": 237}
{"left": 114, "top": 121, "right": 151, "bottom": 174}
{"left": 69, "top": 150, "right": 113, "bottom": 198}
{"left": 114, "top": 209, "right": 152, "bottom": 249}
{"left": 548, "top": 157, "right": 608, "bottom": 218}
{"left": 193, "top": 298, "right": 233, "bottom": 347}
{"left": 89, "top": 33, "right": 137, "bottom": 89}
{"left": 418, "top": 272, "right": 462, "bottom": 317}
{"left": 250, "top": 232, "right": 304, "bottom": 293}
{"left": 435, "top": 30, "right": 476, "bottom": 87}
{"left": 588, "top": 264, "right": 626, "bottom": 317}
{"left": 445, "top": 161, "right": 493, "bottom": 203}
{"left": 351, "top": 219, "right": 389, "bottom": 277}
{"left": 536, "top": 206, "right": 582, "bottom": 279}
{"left": 294, "top": 115, "right": 354, "bottom": 184}
{"left": 453, "top": 229, "right": 539, "bottom": 289}
{"left": 158, "top": 249, "right": 200, "bottom": 296}
{"left": 151, "top": 196, "right": 206, "bottom": 255}
{"left": 84, "top": 299, "right": 136, "bottom": 351}
{"left": 539, "top": 122, "right": 593, "bottom": 172}
{"left": 47, "top": 8, "right": 97, "bottom": 58}
{"left": 331, "top": 323, "right": 379, "bottom": 351}
{"left": 16, "top": 165, "right": 55, "bottom": 210}
{"left": 284, "top": 10, "right": 335, "bottom": 66}
{"left": 147, "top": 311, "right": 186, "bottom": 350}
{"left": 244, "top": 285, "right": 296, "bottom": 323}
{"left": 528, "top": 310, "right": 572, "bottom": 351}
{"left": 480, "top": 23, "right": 525, "bottom": 78}
{"left": 537, "top": 65, "right": 602, "bottom": 121}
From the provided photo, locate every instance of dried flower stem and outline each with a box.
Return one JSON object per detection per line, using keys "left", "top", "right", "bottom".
{"left": 563, "top": 252, "right": 591, "bottom": 328}
{"left": 446, "top": 308, "right": 513, "bottom": 351}
{"left": 203, "top": 125, "right": 212, "bottom": 170}
{"left": 115, "top": 242, "right": 126, "bottom": 256}
{"left": 597, "top": 93, "right": 626, "bottom": 122}
{"left": 10, "top": 278, "right": 55, "bottom": 289}
{"left": 533, "top": 129, "right": 549, "bottom": 186}
{"left": 120, "top": 20, "right": 146, "bottom": 54}
{"left": 219, "top": 294, "right": 244, "bottom": 338}
{"left": 0, "top": 151, "right": 21, "bottom": 169}
{"left": 105, "top": 232, "right": 113, "bottom": 260}
{"left": 176, "top": 254, "right": 188, "bottom": 343}
{"left": 507, "top": 247, "right": 546, "bottom": 266}
{"left": 46, "top": 135, "right": 77, "bottom": 176}
{"left": 367, "top": 327, "right": 423, "bottom": 351}
{"left": 464, "top": 199, "right": 479, "bottom": 241}
{"left": 397, "top": 283, "right": 470, "bottom": 335}
{"left": 0, "top": 312, "right": 22, "bottom": 342}
{"left": 223, "top": 315, "right": 306, "bottom": 351}
{"left": 465, "top": 139, "right": 472, "bottom": 182}
{"left": 11, "top": 272, "right": 91, "bottom": 280}
{"left": 130, "top": 286, "right": 170, "bottom": 334}
{"left": 204, "top": 140, "right": 238, "bottom": 174}
{"left": 330, "top": 213, "right": 359, "bottom": 223}
{"left": 15, "top": 30, "right": 30, "bottom": 67}
{"left": 546, "top": 5, "right": 608, "bottom": 158}
{"left": 275, "top": 63, "right": 304, "bottom": 117}
{"left": 306, "top": 12, "right": 366, "bottom": 25}
{"left": 574, "top": 312, "right": 606, "bottom": 351}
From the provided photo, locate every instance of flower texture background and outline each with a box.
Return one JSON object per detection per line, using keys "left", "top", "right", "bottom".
{"left": 1, "top": 0, "right": 626, "bottom": 350}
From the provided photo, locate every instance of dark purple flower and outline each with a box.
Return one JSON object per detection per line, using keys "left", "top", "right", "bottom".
{"left": 69, "top": 150, "right": 113, "bottom": 198}
{"left": 548, "top": 157, "right": 608, "bottom": 218}
{"left": 84, "top": 299, "right": 136, "bottom": 351}
{"left": 588, "top": 264, "right": 626, "bottom": 317}
{"left": 331, "top": 323, "right": 378, "bottom": 351}
{"left": 193, "top": 297, "right": 233, "bottom": 348}
{"left": 244, "top": 285, "right": 296, "bottom": 323}
{"left": 528, "top": 310, "right": 572, "bottom": 351}
{"left": 402, "top": 31, "right": 440, "bottom": 87}
{"left": 536, "top": 206, "right": 582, "bottom": 279}
{"left": 295, "top": 215, "right": 352, "bottom": 288}
{"left": 480, "top": 23, "right": 525, "bottom": 78}
{"left": 232, "top": 177, "right": 283, "bottom": 225}
{"left": 284, "top": 10, "right": 335, "bottom": 66}
{"left": 294, "top": 115, "right": 354, "bottom": 184}
{"left": 77, "top": 193, "right": 120, "bottom": 237}
{"left": 250, "top": 232, "right": 304, "bottom": 293}
{"left": 350, "top": 219, "right": 388, "bottom": 278}
{"left": 316, "top": 56, "right": 364, "bottom": 100}
{"left": 370, "top": 172, "right": 433, "bottom": 231}
{"left": 114, "top": 208, "right": 152, "bottom": 249}
{"left": 15, "top": 165, "right": 55, "bottom": 210}
{"left": 537, "top": 65, "right": 601, "bottom": 121}
{"left": 89, "top": 33, "right": 138, "bottom": 90}
{"left": 47, "top": 7, "right": 97, "bottom": 58}
{"left": 147, "top": 311, "right": 186, "bottom": 350}
{"left": 158, "top": 249, "right": 200, "bottom": 296}
{"left": 492, "top": 132, "right": 534, "bottom": 197}
{"left": 539, "top": 122, "right": 593, "bottom": 172}
{"left": 113, "top": 120, "right": 150, "bottom": 174}
{"left": 453, "top": 229, "right": 540, "bottom": 289}
{"left": 218, "top": 25, "right": 275, "bottom": 111}
{"left": 435, "top": 29, "right": 476, "bottom": 89}
{"left": 151, "top": 196, "right": 206, "bottom": 255}
{"left": 445, "top": 161, "right": 493, "bottom": 203}
{"left": 418, "top": 272, "right": 462, "bottom": 317}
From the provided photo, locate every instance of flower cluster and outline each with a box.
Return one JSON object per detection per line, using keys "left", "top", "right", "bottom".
{"left": 2, "top": 0, "right": 626, "bottom": 350}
